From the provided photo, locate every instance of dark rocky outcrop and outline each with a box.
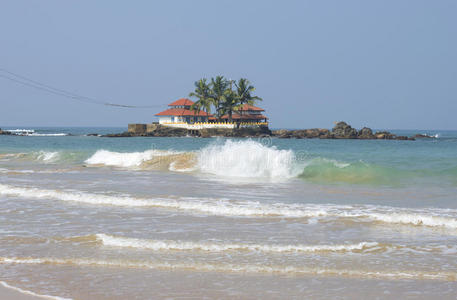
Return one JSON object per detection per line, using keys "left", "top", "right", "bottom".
{"left": 0, "top": 129, "right": 11, "bottom": 135}
{"left": 358, "top": 127, "right": 374, "bottom": 139}
{"left": 332, "top": 122, "right": 358, "bottom": 139}
{"left": 103, "top": 126, "right": 188, "bottom": 137}
{"left": 271, "top": 122, "right": 416, "bottom": 140}
{"left": 413, "top": 134, "right": 435, "bottom": 139}
{"left": 199, "top": 127, "right": 271, "bottom": 138}
{"left": 271, "top": 128, "right": 331, "bottom": 139}
{"left": 100, "top": 122, "right": 419, "bottom": 140}
{"left": 104, "top": 125, "right": 271, "bottom": 138}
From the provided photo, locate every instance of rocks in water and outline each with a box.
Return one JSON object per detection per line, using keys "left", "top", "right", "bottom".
{"left": 101, "top": 122, "right": 418, "bottom": 140}
{"left": 147, "top": 126, "right": 188, "bottom": 137}
{"left": 358, "top": 127, "right": 374, "bottom": 139}
{"left": 0, "top": 129, "right": 11, "bottom": 135}
{"left": 272, "top": 122, "right": 416, "bottom": 140}
{"left": 413, "top": 134, "right": 435, "bottom": 139}
{"left": 332, "top": 122, "right": 358, "bottom": 139}
{"left": 200, "top": 127, "right": 271, "bottom": 138}
{"left": 271, "top": 128, "right": 330, "bottom": 139}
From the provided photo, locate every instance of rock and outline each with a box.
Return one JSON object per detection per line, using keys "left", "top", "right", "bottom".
{"left": 147, "top": 126, "right": 188, "bottom": 137}
{"left": 200, "top": 127, "right": 271, "bottom": 138}
{"left": 358, "top": 127, "right": 374, "bottom": 139}
{"left": 375, "top": 131, "right": 396, "bottom": 140}
{"left": 0, "top": 129, "right": 11, "bottom": 135}
{"left": 272, "top": 129, "right": 292, "bottom": 138}
{"left": 332, "top": 122, "right": 358, "bottom": 139}
{"left": 103, "top": 131, "right": 134, "bottom": 137}
{"left": 394, "top": 135, "right": 409, "bottom": 140}
{"left": 413, "top": 134, "right": 434, "bottom": 139}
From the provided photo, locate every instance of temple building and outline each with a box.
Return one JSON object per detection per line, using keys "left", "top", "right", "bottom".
{"left": 155, "top": 98, "right": 268, "bottom": 129}
{"left": 155, "top": 98, "right": 211, "bottom": 125}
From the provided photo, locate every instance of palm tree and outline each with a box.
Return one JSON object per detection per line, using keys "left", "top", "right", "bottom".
{"left": 210, "top": 76, "right": 229, "bottom": 121}
{"left": 221, "top": 84, "right": 239, "bottom": 123}
{"left": 189, "top": 79, "right": 212, "bottom": 118}
{"left": 234, "top": 78, "right": 262, "bottom": 126}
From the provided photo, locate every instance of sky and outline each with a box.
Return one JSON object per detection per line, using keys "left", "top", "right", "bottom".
{"left": 0, "top": 0, "right": 456, "bottom": 130}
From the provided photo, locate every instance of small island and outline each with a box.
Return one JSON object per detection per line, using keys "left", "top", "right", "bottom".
{"left": 0, "top": 76, "right": 437, "bottom": 141}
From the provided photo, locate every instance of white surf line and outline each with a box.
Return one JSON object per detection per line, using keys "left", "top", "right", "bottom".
{"left": 1, "top": 183, "right": 457, "bottom": 229}
{"left": 95, "top": 233, "right": 378, "bottom": 253}
{"left": 0, "top": 257, "right": 455, "bottom": 281}
{"left": 0, "top": 281, "right": 72, "bottom": 300}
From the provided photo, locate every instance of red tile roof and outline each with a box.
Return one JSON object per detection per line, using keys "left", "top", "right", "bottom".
{"left": 168, "top": 98, "right": 194, "bottom": 106}
{"left": 155, "top": 108, "right": 211, "bottom": 117}
{"left": 209, "top": 114, "right": 267, "bottom": 120}
{"left": 236, "top": 104, "right": 264, "bottom": 111}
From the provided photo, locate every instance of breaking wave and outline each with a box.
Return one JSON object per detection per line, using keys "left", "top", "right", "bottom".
{"left": 3, "top": 129, "right": 68, "bottom": 136}
{"left": 95, "top": 234, "right": 378, "bottom": 253}
{"left": 4, "top": 140, "right": 456, "bottom": 184}
{"left": 84, "top": 149, "right": 195, "bottom": 171}
{"left": 35, "top": 151, "right": 60, "bottom": 162}
{"left": 197, "top": 140, "right": 300, "bottom": 179}
{"left": 0, "top": 256, "right": 455, "bottom": 281}
{"left": 1, "top": 183, "right": 457, "bottom": 229}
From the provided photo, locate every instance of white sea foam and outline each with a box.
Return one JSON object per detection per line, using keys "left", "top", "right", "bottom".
{"left": 197, "top": 140, "right": 300, "bottom": 179}
{"left": 0, "top": 280, "right": 72, "bottom": 300}
{"left": 85, "top": 149, "right": 182, "bottom": 167}
{"left": 36, "top": 151, "right": 60, "bottom": 162}
{"left": 28, "top": 133, "right": 68, "bottom": 137}
{"left": 4, "top": 129, "right": 68, "bottom": 136}
{"left": 96, "top": 233, "right": 378, "bottom": 253}
{"left": 0, "top": 183, "right": 327, "bottom": 217}
{"left": 0, "top": 257, "right": 454, "bottom": 281}
{"left": 1, "top": 184, "right": 457, "bottom": 229}
{"left": 367, "top": 212, "right": 457, "bottom": 228}
{"left": 5, "top": 129, "right": 35, "bottom": 134}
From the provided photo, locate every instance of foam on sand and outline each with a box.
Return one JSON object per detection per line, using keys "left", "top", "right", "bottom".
{"left": 0, "top": 257, "right": 455, "bottom": 281}
{"left": 1, "top": 183, "right": 457, "bottom": 229}
{"left": 0, "top": 281, "right": 72, "bottom": 300}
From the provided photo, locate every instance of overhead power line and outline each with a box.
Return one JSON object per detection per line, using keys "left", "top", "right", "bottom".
{"left": 0, "top": 68, "right": 164, "bottom": 108}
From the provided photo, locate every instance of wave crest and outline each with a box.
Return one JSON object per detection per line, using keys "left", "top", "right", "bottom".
{"left": 95, "top": 234, "right": 378, "bottom": 253}
{"left": 0, "top": 256, "right": 455, "bottom": 281}
{"left": 1, "top": 184, "right": 457, "bottom": 229}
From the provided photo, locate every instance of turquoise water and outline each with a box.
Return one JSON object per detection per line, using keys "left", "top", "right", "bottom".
{"left": 1, "top": 127, "right": 457, "bottom": 299}
{"left": 1, "top": 127, "right": 456, "bottom": 188}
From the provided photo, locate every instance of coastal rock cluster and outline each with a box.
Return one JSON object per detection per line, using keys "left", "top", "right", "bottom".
{"left": 272, "top": 122, "right": 415, "bottom": 140}
{"left": 104, "top": 126, "right": 271, "bottom": 138}
{"left": 0, "top": 129, "right": 11, "bottom": 135}
{"left": 104, "top": 126, "right": 188, "bottom": 137}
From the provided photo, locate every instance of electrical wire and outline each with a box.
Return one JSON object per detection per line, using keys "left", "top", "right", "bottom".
{"left": 0, "top": 68, "right": 164, "bottom": 108}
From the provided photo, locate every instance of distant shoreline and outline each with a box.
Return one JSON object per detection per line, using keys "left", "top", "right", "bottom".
{"left": 0, "top": 123, "right": 439, "bottom": 140}
{"left": 100, "top": 122, "right": 432, "bottom": 140}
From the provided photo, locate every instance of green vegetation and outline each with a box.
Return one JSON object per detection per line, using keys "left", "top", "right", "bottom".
{"left": 189, "top": 76, "right": 262, "bottom": 122}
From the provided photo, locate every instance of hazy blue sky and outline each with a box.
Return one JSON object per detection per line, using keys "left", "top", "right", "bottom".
{"left": 0, "top": 0, "right": 456, "bottom": 129}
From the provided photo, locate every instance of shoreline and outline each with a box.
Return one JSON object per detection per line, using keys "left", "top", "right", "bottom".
{"left": 101, "top": 122, "right": 428, "bottom": 140}
{"left": 0, "top": 281, "right": 69, "bottom": 300}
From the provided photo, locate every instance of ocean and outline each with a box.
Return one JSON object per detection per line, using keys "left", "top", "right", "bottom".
{"left": 0, "top": 127, "right": 456, "bottom": 299}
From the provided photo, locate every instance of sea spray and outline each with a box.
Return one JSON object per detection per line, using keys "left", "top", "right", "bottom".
{"left": 197, "top": 139, "right": 300, "bottom": 179}
{"left": 85, "top": 149, "right": 184, "bottom": 168}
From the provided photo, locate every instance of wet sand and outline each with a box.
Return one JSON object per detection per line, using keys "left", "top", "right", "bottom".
{"left": 0, "top": 282, "right": 59, "bottom": 300}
